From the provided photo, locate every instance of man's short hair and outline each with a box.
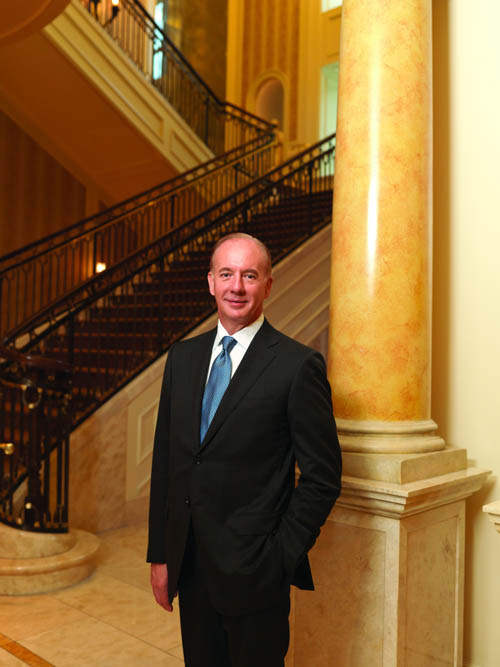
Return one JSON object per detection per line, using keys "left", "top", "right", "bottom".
{"left": 209, "top": 233, "right": 272, "bottom": 276}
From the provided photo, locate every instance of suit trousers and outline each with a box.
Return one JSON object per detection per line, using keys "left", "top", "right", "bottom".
{"left": 177, "top": 524, "right": 290, "bottom": 667}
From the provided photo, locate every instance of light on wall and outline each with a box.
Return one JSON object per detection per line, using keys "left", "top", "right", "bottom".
{"left": 110, "top": 0, "right": 120, "bottom": 24}
{"left": 95, "top": 262, "right": 107, "bottom": 273}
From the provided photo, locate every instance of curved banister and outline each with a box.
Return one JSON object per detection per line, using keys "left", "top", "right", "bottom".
{"left": 0, "top": 345, "right": 72, "bottom": 374}
{"left": 0, "top": 136, "right": 335, "bottom": 534}
{"left": 0, "top": 134, "right": 278, "bottom": 339}
{"left": 1, "top": 3, "right": 335, "bottom": 536}
{"left": 0, "top": 133, "right": 274, "bottom": 272}
{"left": 5, "top": 134, "right": 335, "bottom": 349}
{"left": 7, "top": 136, "right": 335, "bottom": 434}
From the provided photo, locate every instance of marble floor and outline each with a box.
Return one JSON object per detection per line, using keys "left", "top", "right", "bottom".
{"left": 0, "top": 522, "right": 184, "bottom": 666}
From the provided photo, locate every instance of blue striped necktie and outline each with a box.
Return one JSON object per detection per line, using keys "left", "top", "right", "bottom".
{"left": 200, "top": 336, "right": 237, "bottom": 442}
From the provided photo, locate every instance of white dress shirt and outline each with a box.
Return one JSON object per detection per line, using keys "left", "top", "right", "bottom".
{"left": 205, "top": 313, "right": 265, "bottom": 383}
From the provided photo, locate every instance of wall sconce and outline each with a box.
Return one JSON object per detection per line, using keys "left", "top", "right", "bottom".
{"left": 111, "top": 0, "right": 120, "bottom": 22}
{"left": 95, "top": 262, "right": 107, "bottom": 273}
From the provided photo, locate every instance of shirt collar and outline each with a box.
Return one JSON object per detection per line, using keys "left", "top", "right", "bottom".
{"left": 214, "top": 313, "right": 265, "bottom": 351}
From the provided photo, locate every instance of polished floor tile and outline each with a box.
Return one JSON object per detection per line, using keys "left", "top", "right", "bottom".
{"left": 0, "top": 648, "right": 28, "bottom": 666}
{"left": 0, "top": 522, "right": 184, "bottom": 666}
{"left": 21, "top": 616, "right": 181, "bottom": 667}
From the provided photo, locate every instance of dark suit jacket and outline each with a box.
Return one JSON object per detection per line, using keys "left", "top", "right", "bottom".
{"left": 147, "top": 318, "right": 342, "bottom": 616}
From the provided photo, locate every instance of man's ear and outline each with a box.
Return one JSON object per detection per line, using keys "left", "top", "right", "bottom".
{"left": 207, "top": 272, "right": 215, "bottom": 296}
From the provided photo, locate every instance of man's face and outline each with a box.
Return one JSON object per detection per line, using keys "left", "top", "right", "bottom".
{"left": 208, "top": 239, "right": 273, "bottom": 334}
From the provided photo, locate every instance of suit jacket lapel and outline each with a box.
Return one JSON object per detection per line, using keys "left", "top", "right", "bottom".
{"left": 200, "top": 319, "right": 279, "bottom": 451}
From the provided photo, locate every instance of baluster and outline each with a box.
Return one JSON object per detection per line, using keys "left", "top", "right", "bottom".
{"left": 204, "top": 97, "right": 210, "bottom": 145}
{"left": 158, "top": 255, "right": 165, "bottom": 351}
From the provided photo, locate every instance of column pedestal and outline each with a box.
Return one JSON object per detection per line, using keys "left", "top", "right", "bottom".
{"left": 483, "top": 499, "right": 500, "bottom": 535}
{"left": 289, "top": 467, "right": 488, "bottom": 667}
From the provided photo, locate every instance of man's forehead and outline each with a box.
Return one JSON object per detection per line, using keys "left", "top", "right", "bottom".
{"left": 212, "top": 239, "right": 267, "bottom": 268}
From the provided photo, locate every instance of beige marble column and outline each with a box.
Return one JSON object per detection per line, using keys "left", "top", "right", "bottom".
{"left": 327, "top": 0, "right": 466, "bottom": 480}
{"left": 290, "top": 2, "right": 489, "bottom": 666}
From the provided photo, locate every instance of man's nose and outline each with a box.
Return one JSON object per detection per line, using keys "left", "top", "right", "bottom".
{"left": 231, "top": 274, "right": 244, "bottom": 292}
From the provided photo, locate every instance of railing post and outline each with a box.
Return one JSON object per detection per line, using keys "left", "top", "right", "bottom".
{"left": 170, "top": 194, "right": 176, "bottom": 231}
{"left": 242, "top": 202, "right": 249, "bottom": 234}
{"left": 67, "top": 314, "right": 75, "bottom": 368}
{"left": 0, "top": 347, "right": 73, "bottom": 533}
{"left": 0, "top": 277, "right": 3, "bottom": 340}
{"left": 306, "top": 162, "right": 314, "bottom": 234}
{"left": 158, "top": 255, "right": 164, "bottom": 351}
{"left": 204, "top": 97, "right": 210, "bottom": 145}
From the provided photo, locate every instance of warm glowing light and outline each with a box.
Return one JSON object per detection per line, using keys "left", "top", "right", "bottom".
{"left": 111, "top": 0, "right": 120, "bottom": 6}
{"left": 96, "top": 262, "right": 107, "bottom": 273}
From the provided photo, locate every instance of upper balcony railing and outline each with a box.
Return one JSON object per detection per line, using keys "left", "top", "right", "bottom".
{"left": 79, "top": 0, "right": 270, "bottom": 154}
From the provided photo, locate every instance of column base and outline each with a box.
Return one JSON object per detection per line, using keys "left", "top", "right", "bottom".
{"left": 0, "top": 524, "right": 100, "bottom": 595}
{"left": 483, "top": 499, "right": 500, "bottom": 535}
{"left": 337, "top": 419, "right": 446, "bottom": 454}
{"left": 289, "top": 466, "right": 489, "bottom": 667}
{"left": 342, "top": 447, "right": 467, "bottom": 483}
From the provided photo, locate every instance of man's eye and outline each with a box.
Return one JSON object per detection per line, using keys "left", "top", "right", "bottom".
{"left": 244, "top": 274, "right": 257, "bottom": 280}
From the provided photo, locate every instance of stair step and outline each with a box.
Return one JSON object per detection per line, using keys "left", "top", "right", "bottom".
{"left": 2, "top": 186, "right": 333, "bottom": 436}
{"left": 111, "top": 291, "right": 207, "bottom": 305}
{"left": 91, "top": 302, "right": 210, "bottom": 320}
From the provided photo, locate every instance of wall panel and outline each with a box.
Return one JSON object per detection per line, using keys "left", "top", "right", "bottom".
{"left": 0, "top": 109, "right": 85, "bottom": 256}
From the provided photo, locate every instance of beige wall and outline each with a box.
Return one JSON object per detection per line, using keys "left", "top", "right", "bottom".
{"left": 180, "top": 0, "right": 228, "bottom": 101}
{"left": 432, "top": 2, "right": 500, "bottom": 666}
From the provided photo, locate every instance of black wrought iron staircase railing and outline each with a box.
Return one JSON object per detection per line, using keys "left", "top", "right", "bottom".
{"left": 79, "top": 0, "right": 269, "bottom": 154}
{"left": 5, "top": 135, "right": 336, "bottom": 430}
{"left": 0, "top": 346, "right": 72, "bottom": 532}
{"left": 0, "top": 132, "right": 277, "bottom": 342}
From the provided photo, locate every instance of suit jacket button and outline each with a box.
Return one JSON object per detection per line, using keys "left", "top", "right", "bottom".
{"left": 195, "top": 456, "right": 201, "bottom": 465}
{"left": 185, "top": 498, "right": 191, "bottom": 506}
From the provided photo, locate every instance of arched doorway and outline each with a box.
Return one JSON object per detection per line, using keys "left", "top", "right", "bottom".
{"left": 255, "top": 78, "right": 285, "bottom": 130}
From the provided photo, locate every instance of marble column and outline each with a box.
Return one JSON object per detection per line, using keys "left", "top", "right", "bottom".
{"left": 289, "top": 2, "right": 489, "bottom": 666}
{"left": 328, "top": 0, "right": 467, "bottom": 483}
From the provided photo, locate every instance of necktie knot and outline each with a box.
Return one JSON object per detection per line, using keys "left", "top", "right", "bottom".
{"left": 221, "top": 336, "right": 237, "bottom": 355}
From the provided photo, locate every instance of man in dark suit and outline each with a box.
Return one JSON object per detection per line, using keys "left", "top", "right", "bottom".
{"left": 147, "top": 233, "right": 342, "bottom": 666}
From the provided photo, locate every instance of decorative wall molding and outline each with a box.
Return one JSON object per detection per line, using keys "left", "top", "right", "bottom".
{"left": 483, "top": 499, "right": 500, "bottom": 535}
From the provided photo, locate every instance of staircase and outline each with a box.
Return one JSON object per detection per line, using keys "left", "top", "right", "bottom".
{"left": 0, "top": 131, "right": 276, "bottom": 340}
{"left": 0, "top": 0, "right": 335, "bottom": 568}
{"left": 45, "top": 190, "right": 333, "bottom": 421}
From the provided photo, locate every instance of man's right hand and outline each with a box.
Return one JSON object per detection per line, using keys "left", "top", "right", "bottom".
{"left": 151, "top": 563, "right": 173, "bottom": 612}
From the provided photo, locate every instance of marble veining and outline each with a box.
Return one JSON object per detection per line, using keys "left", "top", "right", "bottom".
{"left": 328, "top": 0, "right": 433, "bottom": 428}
